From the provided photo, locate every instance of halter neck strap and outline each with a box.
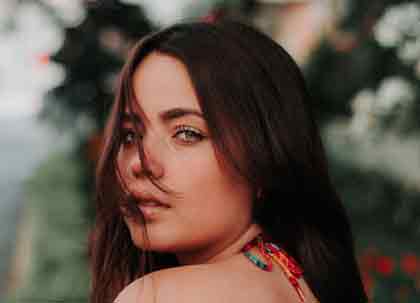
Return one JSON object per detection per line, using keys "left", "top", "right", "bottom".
{"left": 240, "top": 232, "right": 306, "bottom": 302}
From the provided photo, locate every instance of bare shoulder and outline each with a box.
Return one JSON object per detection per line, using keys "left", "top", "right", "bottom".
{"left": 114, "top": 272, "right": 154, "bottom": 303}
{"left": 114, "top": 264, "right": 215, "bottom": 303}
{"left": 114, "top": 255, "right": 313, "bottom": 303}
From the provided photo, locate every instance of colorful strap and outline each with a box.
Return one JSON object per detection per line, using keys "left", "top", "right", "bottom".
{"left": 241, "top": 234, "right": 306, "bottom": 302}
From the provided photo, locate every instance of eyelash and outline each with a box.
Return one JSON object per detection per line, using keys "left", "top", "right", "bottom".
{"left": 173, "top": 125, "right": 204, "bottom": 144}
{"left": 120, "top": 125, "right": 204, "bottom": 146}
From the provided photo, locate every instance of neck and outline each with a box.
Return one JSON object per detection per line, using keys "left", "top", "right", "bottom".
{"left": 175, "top": 223, "right": 263, "bottom": 266}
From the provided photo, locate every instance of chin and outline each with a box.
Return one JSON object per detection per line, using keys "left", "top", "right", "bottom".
{"left": 127, "top": 224, "right": 174, "bottom": 252}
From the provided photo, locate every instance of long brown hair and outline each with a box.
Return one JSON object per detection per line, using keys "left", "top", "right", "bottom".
{"left": 89, "top": 20, "right": 368, "bottom": 303}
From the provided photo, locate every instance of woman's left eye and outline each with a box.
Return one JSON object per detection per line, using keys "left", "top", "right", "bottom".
{"left": 173, "top": 125, "right": 204, "bottom": 144}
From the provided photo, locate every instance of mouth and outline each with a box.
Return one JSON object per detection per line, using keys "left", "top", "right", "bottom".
{"left": 138, "top": 200, "right": 166, "bottom": 207}
{"left": 129, "top": 188, "right": 170, "bottom": 219}
{"left": 129, "top": 188, "right": 169, "bottom": 207}
{"left": 138, "top": 200, "right": 169, "bottom": 209}
{"left": 137, "top": 200, "right": 169, "bottom": 220}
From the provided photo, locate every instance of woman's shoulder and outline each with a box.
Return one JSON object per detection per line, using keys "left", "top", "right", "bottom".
{"left": 114, "top": 254, "right": 308, "bottom": 303}
{"left": 114, "top": 263, "right": 222, "bottom": 303}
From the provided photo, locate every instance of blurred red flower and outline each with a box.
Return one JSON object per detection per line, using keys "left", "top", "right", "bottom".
{"left": 36, "top": 53, "right": 50, "bottom": 66}
{"left": 375, "top": 255, "right": 395, "bottom": 276}
{"left": 200, "top": 8, "right": 225, "bottom": 23}
{"left": 400, "top": 253, "right": 419, "bottom": 276}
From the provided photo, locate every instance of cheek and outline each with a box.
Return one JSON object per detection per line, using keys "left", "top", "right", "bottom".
{"left": 170, "top": 146, "right": 229, "bottom": 198}
{"left": 170, "top": 146, "right": 253, "bottom": 224}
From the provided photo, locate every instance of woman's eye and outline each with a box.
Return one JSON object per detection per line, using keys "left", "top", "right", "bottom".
{"left": 121, "top": 129, "right": 137, "bottom": 146}
{"left": 173, "top": 125, "right": 204, "bottom": 144}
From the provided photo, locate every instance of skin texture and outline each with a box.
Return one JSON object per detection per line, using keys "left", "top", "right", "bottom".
{"left": 115, "top": 51, "right": 318, "bottom": 303}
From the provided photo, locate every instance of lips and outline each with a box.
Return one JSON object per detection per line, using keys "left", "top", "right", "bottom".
{"left": 129, "top": 188, "right": 169, "bottom": 208}
{"left": 139, "top": 200, "right": 164, "bottom": 207}
{"left": 127, "top": 188, "right": 169, "bottom": 220}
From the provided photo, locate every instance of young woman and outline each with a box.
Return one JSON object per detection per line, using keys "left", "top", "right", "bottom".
{"left": 89, "top": 20, "right": 368, "bottom": 303}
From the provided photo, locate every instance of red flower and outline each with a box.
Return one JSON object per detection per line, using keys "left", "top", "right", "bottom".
{"left": 375, "top": 255, "right": 395, "bottom": 276}
{"left": 400, "top": 253, "right": 419, "bottom": 276}
{"left": 36, "top": 53, "right": 50, "bottom": 66}
{"left": 200, "top": 8, "right": 225, "bottom": 23}
{"left": 201, "top": 13, "right": 217, "bottom": 23}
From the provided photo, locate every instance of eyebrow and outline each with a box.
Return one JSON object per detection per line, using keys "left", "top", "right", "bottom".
{"left": 122, "top": 107, "right": 204, "bottom": 124}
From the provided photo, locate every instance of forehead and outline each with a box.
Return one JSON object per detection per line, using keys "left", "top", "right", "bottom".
{"left": 129, "top": 52, "right": 202, "bottom": 118}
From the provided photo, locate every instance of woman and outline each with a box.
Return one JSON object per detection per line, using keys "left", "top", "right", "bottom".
{"left": 89, "top": 20, "right": 368, "bottom": 303}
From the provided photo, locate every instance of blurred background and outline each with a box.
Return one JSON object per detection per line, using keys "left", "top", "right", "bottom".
{"left": 0, "top": 0, "right": 419, "bottom": 302}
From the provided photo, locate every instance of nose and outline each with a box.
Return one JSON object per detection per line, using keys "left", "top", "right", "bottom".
{"left": 130, "top": 139, "right": 165, "bottom": 180}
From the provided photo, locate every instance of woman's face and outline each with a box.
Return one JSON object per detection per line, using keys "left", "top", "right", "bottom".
{"left": 117, "top": 52, "right": 254, "bottom": 260}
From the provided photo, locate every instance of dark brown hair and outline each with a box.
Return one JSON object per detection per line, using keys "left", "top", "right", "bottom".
{"left": 89, "top": 20, "right": 368, "bottom": 303}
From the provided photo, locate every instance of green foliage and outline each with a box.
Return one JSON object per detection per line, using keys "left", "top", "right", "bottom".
{"left": 40, "top": 0, "right": 154, "bottom": 134}
{"left": 8, "top": 151, "right": 90, "bottom": 303}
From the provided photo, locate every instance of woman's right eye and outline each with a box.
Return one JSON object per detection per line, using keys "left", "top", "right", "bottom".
{"left": 121, "top": 129, "right": 137, "bottom": 146}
